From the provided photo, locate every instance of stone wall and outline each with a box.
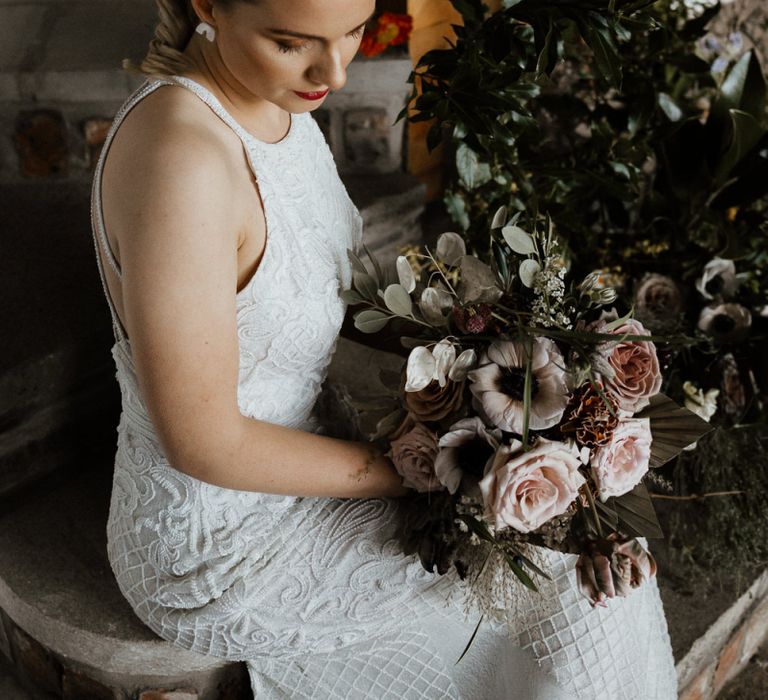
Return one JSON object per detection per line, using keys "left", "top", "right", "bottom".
{"left": 0, "top": 0, "right": 412, "bottom": 183}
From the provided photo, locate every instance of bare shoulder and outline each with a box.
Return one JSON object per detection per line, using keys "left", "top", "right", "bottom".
{"left": 104, "top": 83, "right": 244, "bottom": 198}
{"left": 101, "top": 83, "right": 258, "bottom": 266}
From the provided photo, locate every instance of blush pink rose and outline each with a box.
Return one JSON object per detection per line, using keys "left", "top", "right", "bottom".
{"left": 591, "top": 417, "right": 652, "bottom": 501}
{"left": 388, "top": 423, "right": 443, "bottom": 493}
{"left": 479, "top": 439, "right": 585, "bottom": 533}
{"left": 602, "top": 318, "right": 662, "bottom": 412}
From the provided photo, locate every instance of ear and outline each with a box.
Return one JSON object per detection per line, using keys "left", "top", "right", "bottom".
{"left": 189, "top": 0, "right": 216, "bottom": 26}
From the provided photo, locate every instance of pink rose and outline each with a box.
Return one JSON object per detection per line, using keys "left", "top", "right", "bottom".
{"left": 600, "top": 317, "right": 662, "bottom": 412}
{"left": 591, "top": 417, "right": 652, "bottom": 501}
{"left": 389, "top": 423, "right": 443, "bottom": 493}
{"left": 479, "top": 439, "right": 585, "bottom": 533}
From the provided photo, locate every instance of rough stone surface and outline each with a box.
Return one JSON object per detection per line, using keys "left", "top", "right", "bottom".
{"left": 14, "top": 109, "right": 68, "bottom": 176}
{"left": 11, "top": 624, "right": 61, "bottom": 696}
{"left": 714, "top": 625, "right": 747, "bottom": 693}
{"left": 38, "top": 2, "right": 155, "bottom": 74}
{"left": 0, "top": 6, "right": 48, "bottom": 71}
{"left": 344, "top": 108, "right": 391, "bottom": 171}
{"left": 720, "top": 640, "right": 768, "bottom": 699}
{"left": 679, "top": 662, "right": 715, "bottom": 700}
{"left": 0, "top": 180, "right": 119, "bottom": 497}
{"left": 0, "top": 465, "right": 251, "bottom": 699}
{"left": 345, "top": 172, "right": 427, "bottom": 258}
{"left": 62, "top": 667, "right": 118, "bottom": 700}
{"left": 0, "top": 652, "right": 36, "bottom": 700}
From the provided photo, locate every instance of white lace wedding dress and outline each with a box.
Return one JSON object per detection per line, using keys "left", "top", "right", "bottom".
{"left": 92, "top": 76, "right": 678, "bottom": 699}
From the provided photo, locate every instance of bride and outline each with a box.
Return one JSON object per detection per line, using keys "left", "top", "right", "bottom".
{"left": 92, "top": 0, "right": 678, "bottom": 697}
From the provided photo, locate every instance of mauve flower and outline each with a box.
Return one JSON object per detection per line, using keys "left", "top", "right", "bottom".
{"left": 389, "top": 423, "right": 443, "bottom": 493}
{"left": 591, "top": 417, "right": 652, "bottom": 501}
{"left": 698, "top": 303, "right": 752, "bottom": 344}
{"left": 595, "top": 317, "right": 662, "bottom": 412}
{"left": 696, "top": 258, "right": 738, "bottom": 300}
{"left": 479, "top": 439, "right": 585, "bottom": 533}
{"left": 634, "top": 273, "right": 683, "bottom": 331}
{"left": 434, "top": 417, "right": 501, "bottom": 493}
{"left": 468, "top": 338, "right": 569, "bottom": 434}
{"left": 452, "top": 304, "right": 493, "bottom": 334}
{"left": 576, "top": 538, "right": 657, "bottom": 606}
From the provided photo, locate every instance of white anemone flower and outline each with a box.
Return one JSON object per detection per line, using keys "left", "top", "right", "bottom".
{"left": 434, "top": 417, "right": 502, "bottom": 493}
{"left": 468, "top": 338, "right": 569, "bottom": 434}
{"left": 695, "top": 258, "right": 738, "bottom": 300}
{"left": 405, "top": 341, "right": 477, "bottom": 392}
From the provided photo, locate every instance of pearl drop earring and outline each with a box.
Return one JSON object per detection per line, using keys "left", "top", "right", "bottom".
{"left": 195, "top": 22, "right": 216, "bottom": 42}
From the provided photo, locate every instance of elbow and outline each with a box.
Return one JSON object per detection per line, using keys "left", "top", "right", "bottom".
{"left": 156, "top": 414, "right": 247, "bottom": 489}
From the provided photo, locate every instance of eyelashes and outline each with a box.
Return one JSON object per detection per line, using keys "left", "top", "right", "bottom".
{"left": 277, "top": 42, "right": 309, "bottom": 55}
{"left": 276, "top": 26, "right": 365, "bottom": 55}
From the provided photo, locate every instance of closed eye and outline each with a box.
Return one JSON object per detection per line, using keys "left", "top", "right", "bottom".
{"left": 277, "top": 41, "right": 311, "bottom": 54}
{"left": 274, "top": 21, "right": 367, "bottom": 54}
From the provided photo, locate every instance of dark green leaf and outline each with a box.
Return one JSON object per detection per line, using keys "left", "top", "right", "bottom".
{"left": 455, "top": 616, "right": 484, "bottom": 665}
{"left": 503, "top": 553, "right": 539, "bottom": 592}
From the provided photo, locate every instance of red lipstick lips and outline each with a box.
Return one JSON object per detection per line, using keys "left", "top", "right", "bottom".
{"left": 294, "top": 89, "right": 329, "bottom": 101}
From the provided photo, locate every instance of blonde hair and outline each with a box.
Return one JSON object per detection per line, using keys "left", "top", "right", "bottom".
{"left": 125, "top": 0, "right": 244, "bottom": 78}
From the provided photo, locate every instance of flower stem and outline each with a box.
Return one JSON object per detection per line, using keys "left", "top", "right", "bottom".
{"left": 650, "top": 491, "right": 745, "bottom": 501}
{"left": 583, "top": 486, "right": 604, "bottom": 538}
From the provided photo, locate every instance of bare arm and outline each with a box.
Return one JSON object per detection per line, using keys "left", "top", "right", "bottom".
{"left": 104, "top": 95, "right": 407, "bottom": 499}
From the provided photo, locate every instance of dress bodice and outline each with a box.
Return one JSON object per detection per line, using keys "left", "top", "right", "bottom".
{"left": 91, "top": 76, "right": 363, "bottom": 435}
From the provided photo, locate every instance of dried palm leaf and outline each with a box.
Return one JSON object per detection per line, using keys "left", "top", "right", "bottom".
{"left": 637, "top": 393, "right": 714, "bottom": 468}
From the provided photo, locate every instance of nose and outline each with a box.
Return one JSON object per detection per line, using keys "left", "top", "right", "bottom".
{"left": 309, "top": 47, "right": 346, "bottom": 91}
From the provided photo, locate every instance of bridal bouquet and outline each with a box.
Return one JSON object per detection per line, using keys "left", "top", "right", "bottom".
{"left": 345, "top": 211, "right": 711, "bottom": 608}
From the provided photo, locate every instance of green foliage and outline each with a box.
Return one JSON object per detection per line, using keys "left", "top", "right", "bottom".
{"left": 404, "top": 0, "right": 768, "bottom": 573}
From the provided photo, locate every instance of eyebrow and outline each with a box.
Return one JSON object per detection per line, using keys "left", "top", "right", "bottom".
{"left": 267, "top": 11, "right": 376, "bottom": 42}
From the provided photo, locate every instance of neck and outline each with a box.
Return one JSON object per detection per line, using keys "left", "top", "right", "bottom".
{"left": 181, "top": 36, "right": 290, "bottom": 142}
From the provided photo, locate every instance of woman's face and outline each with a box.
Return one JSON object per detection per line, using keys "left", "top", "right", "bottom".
{"left": 213, "top": 0, "right": 377, "bottom": 112}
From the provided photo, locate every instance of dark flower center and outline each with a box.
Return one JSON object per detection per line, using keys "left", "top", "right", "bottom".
{"left": 455, "top": 438, "right": 494, "bottom": 477}
{"left": 705, "top": 275, "right": 725, "bottom": 297}
{"left": 712, "top": 313, "right": 736, "bottom": 335}
{"left": 498, "top": 366, "right": 539, "bottom": 400}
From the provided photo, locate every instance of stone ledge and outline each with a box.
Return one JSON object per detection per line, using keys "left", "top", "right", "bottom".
{"left": 0, "top": 460, "right": 250, "bottom": 699}
{"left": 677, "top": 570, "right": 768, "bottom": 699}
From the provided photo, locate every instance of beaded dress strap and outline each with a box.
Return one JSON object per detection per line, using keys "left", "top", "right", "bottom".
{"left": 90, "top": 76, "right": 261, "bottom": 343}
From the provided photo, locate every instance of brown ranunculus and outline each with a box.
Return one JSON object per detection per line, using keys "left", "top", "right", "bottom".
{"left": 404, "top": 378, "right": 465, "bottom": 423}
{"left": 560, "top": 383, "right": 619, "bottom": 448}
{"left": 388, "top": 423, "right": 442, "bottom": 493}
